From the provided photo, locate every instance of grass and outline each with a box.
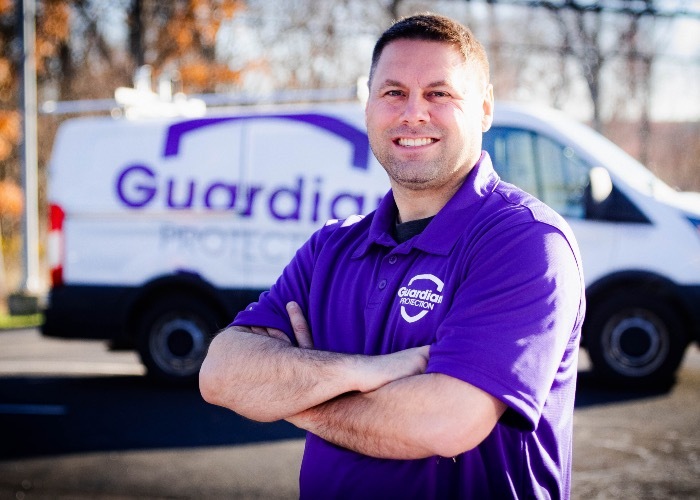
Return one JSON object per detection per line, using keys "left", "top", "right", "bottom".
{"left": 0, "top": 312, "right": 43, "bottom": 330}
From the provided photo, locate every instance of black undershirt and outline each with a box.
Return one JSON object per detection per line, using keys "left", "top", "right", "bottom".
{"left": 393, "top": 215, "right": 435, "bottom": 244}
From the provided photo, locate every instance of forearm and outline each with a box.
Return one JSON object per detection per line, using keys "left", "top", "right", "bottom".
{"left": 287, "top": 372, "right": 506, "bottom": 460}
{"left": 199, "top": 326, "right": 428, "bottom": 422}
{"left": 200, "top": 326, "right": 362, "bottom": 421}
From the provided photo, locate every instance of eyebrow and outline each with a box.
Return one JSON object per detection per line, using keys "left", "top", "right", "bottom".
{"left": 378, "top": 79, "right": 452, "bottom": 89}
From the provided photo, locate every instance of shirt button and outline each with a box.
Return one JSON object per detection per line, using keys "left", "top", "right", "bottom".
{"left": 378, "top": 279, "right": 387, "bottom": 290}
{"left": 388, "top": 255, "right": 398, "bottom": 264}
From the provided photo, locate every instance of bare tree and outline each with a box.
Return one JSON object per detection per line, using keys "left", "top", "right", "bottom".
{"left": 617, "top": 5, "right": 656, "bottom": 166}
{"left": 540, "top": 1, "right": 613, "bottom": 131}
{"left": 226, "top": 0, "right": 387, "bottom": 92}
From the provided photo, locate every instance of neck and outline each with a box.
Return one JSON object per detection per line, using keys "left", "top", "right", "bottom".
{"left": 392, "top": 182, "right": 460, "bottom": 223}
{"left": 391, "top": 154, "right": 482, "bottom": 223}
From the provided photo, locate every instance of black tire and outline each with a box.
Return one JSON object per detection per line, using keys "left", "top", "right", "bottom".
{"left": 585, "top": 291, "right": 687, "bottom": 387}
{"left": 136, "top": 294, "right": 221, "bottom": 384}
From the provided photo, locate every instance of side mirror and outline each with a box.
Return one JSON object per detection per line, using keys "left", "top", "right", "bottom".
{"left": 585, "top": 167, "right": 613, "bottom": 219}
{"left": 589, "top": 166, "right": 613, "bottom": 203}
{"left": 585, "top": 167, "right": 650, "bottom": 223}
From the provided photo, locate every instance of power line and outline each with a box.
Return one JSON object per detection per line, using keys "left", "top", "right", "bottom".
{"left": 489, "top": 41, "right": 700, "bottom": 64}
{"left": 465, "top": 0, "right": 700, "bottom": 19}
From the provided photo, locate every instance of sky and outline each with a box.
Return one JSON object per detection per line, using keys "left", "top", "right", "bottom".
{"left": 650, "top": 16, "right": 699, "bottom": 121}
{"left": 221, "top": 1, "right": 700, "bottom": 123}
{"left": 98, "top": 0, "right": 700, "bottom": 123}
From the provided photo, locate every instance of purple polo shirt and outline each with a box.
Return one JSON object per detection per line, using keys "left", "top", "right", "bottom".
{"left": 233, "top": 152, "right": 585, "bottom": 499}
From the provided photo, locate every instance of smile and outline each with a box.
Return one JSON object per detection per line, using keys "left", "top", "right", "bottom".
{"left": 396, "top": 137, "right": 437, "bottom": 147}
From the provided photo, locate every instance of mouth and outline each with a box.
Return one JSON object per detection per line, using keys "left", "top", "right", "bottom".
{"left": 395, "top": 137, "right": 437, "bottom": 148}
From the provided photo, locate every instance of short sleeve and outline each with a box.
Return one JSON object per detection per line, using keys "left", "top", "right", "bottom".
{"left": 426, "top": 221, "right": 583, "bottom": 430}
{"left": 230, "top": 227, "right": 323, "bottom": 342}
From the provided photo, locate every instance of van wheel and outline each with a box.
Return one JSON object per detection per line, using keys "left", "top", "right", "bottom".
{"left": 585, "top": 292, "right": 687, "bottom": 387}
{"left": 136, "top": 295, "right": 220, "bottom": 384}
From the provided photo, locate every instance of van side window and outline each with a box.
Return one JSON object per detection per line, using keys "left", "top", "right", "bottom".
{"left": 484, "top": 127, "right": 590, "bottom": 219}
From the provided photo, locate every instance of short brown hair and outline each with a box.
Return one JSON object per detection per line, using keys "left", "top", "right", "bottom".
{"left": 369, "top": 13, "right": 490, "bottom": 86}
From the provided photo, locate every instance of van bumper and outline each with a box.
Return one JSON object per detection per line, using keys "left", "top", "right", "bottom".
{"left": 41, "top": 282, "right": 262, "bottom": 346}
{"left": 42, "top": 285, "right": 132, "bottom": 342}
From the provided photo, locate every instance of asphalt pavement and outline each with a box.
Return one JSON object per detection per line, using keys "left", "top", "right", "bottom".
{"left": 1, "top": 328, "right": 699, "bottom": 499}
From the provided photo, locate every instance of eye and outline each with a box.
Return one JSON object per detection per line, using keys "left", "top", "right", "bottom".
{"left": 429, "top": 91, "right": 451, "bottom": 98}
{"left": 384, "top": 89, "right": 404, "bottom": 97}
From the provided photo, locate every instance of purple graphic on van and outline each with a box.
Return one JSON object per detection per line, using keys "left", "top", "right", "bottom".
{"left": 163, "top": 113, "right": 370, "bottom": 169}
{"left": 114, "top": 112, "right": 384, "bottom": 219}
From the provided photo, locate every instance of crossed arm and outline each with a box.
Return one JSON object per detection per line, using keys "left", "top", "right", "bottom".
{"left": 199, "top": 302, "right": 506, "bottom": 459}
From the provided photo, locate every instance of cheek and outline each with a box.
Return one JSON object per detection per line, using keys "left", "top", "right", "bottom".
{"left": 454, "top": 107, "right": 485, "bottom": 136}
{"left": 366, "top": 103, "right": 391, "bottom": 129}
{"left": 439, "top": 104, "right": 472, "bottom": 129}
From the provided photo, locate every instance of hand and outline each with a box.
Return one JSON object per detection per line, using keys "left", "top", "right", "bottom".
{"left": 356, "top": 345, "right": 430, "bottom": 393}
{"left": 250, "top": 300, "right": 426, "bottom": 394}
{"left": 285, "top": 300, "right": 427, "bottom": 392}
{"left": 249, "top": 301, "right": 314, "bottom": 349}
{"left": 249, "top": 325, "right": 291, "bottom": 344}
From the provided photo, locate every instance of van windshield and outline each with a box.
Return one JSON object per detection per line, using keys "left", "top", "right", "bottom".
{"left": 545, "top": 111, "right": 676, "bottom": 198}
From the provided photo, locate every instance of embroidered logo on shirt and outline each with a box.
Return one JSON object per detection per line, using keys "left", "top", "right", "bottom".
{"left": 397, "top": 274, "right": 444, "bottom": 323}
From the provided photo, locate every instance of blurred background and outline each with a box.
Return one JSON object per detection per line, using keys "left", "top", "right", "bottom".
{"left": 0, "top": 0, "right": 698, "bottom": 302}
{"left": 1, "top": 1, "right": 699, "bottom": 498}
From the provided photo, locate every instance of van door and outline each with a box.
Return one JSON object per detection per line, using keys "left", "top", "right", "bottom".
{"left": 483, "top": 126, "right": 618, "bottom": 285}
{"left": 483, "top": 125, "right": 689, "bottom": 386}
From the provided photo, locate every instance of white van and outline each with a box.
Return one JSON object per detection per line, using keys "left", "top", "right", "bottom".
{"left": 43, "top": 100, "right": 700, "bottom": 386}
{"left": 43, "top": 102, "right": 389, "bottom": 382}
{"left": 484, "top": 102, "right": 700, "bottom": 387}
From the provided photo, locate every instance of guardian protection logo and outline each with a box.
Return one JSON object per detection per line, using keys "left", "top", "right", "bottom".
{"left": 397, "top": 274, "right": 444, "bottom": 323}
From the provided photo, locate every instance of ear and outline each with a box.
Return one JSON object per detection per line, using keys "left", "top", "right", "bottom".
{"left": 481, "top": 84, "right": 494, "bottom": 132}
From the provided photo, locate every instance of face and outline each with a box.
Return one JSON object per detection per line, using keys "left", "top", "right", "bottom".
{"left": 366, "top": 39, "right": 494, "bottom": 194}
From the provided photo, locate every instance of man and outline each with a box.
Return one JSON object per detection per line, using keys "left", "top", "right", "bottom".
{"left": 200, "top": 13, "right": 585, "bottom": 499}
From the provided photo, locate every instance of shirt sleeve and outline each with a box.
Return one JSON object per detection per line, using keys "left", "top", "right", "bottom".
{"left": 230, "top": 225, "right": 326, "bottom": 343}
{"left": 426, "top": 219, "right": 584, "bottom": 431}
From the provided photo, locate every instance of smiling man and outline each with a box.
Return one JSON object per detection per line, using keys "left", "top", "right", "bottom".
{"left": 200, "top": 13, "right": 585, "bottom": 499}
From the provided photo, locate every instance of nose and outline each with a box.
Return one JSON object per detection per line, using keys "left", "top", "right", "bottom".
{"left": 400, "top": 94, "right": 429, "bottom": 125}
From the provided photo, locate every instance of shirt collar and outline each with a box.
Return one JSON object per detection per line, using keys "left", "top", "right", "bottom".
{"left": 353, "top": 151, "right": 500, "bottom": 258}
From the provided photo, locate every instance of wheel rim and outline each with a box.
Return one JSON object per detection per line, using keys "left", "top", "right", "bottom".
{"left": 149, "top": 314, "right": 209, "bottom": 377}
{"left": 602, "top": 308, "right": 669, "bottom": 377}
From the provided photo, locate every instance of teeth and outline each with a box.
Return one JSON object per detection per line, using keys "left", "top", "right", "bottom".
{"left": 398, "top": 137, "right": 434, "bottom": 147}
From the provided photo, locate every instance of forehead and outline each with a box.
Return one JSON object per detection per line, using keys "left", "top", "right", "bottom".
{"left": 373, "top": 39, "right": 470, "bottom": 86}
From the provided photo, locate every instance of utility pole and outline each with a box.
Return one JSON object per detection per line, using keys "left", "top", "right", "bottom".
{"left": 19, "top": 0, "right": 41, "bottom": 296}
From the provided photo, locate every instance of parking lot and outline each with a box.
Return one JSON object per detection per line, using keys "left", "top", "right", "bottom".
{"left": 1, "top": 328, "right": 699, "bottom": 499}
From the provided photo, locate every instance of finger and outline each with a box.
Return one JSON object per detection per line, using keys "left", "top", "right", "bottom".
{"left": 250, "top": 326, "right": 291, "bottom": 345}
{"left": 266, "top": 328, "right": 293, "bottom": 344}
{"left": 286, "top": 301, "right": 314, "bottom": 349}
{"left": 250, "top": 326, "right": 268, "bottom": 336}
